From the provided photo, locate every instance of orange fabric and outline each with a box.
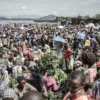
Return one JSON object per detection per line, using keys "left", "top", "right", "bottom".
{"left": 64, "top": 48, "right": 73, "bottom": 60}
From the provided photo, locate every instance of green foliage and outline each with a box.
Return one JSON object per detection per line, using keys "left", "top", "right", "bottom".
{"left": 37, "top": 15, "right": 56, "bottom": 20}
{"left": 83, "top": 15, "right": 90, "bottom": 18}
{"left": 0, "top": 17, "right": 8, "bottom": 20}
{"left": 77, "top": 15, "right": 82, "bottom": 18}
{"left": 47, "top": 90, "right": 65, "bottom": 100}
{"left": 53, "top": 69, "right": 67, "bottom": 87}
{"left": 94, "top": 14, "right": 100, "bottom": 18}
{"left": 47, "top": 91, "right": 55, "bottom": 99}
{"left": 37, "top": 53, "right": 60, "bottom": 75}
{"left": 10, "top": 77, "right": 17, "bottom": 88}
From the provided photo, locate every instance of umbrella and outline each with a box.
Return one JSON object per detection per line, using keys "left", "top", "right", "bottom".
{"left": 23, "top": 27, "right": 28, "bottom": 30}
{"left": 63, "top": 33, "right": 73, "bottom": 39}
{"left": 93, "top": 26, "right": 99, "bottom": 30}
{"left": 76, "top": 33, "right": 85, "bottom": 39}
{"left": 52, "top": 37, "right": 66, "bottom": 42}
{"left": 88, "top": 23, "right": 94, "bottom": 27}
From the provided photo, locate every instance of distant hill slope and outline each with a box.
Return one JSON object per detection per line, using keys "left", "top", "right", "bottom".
{"left": 0, "top": 17, "right": 8, "bottom": 20}
{"left": 0, "top": 15, "right": 40, "bottom": 19}
{"left": 6, "top": 15, "right": 40, "bottom": 19}
{"left": 37, "top": 15, "right": 56, "bottom": 20}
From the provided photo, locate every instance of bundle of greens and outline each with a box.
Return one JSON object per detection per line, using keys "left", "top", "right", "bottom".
{"left": 47, "top": 90, "right": 66, "bottom": 100}
{"left": 37, "top": 53, "right": 60, "bottom": 75}
{"left": 47, "top": 91, "right": 55, "bottom": 100}
{"left": 53, "top": 69, "right": 67, "bottom": 87}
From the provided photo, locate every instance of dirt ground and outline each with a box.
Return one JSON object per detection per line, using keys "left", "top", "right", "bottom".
{"left": 0, "top": 57, "right": 7, "bottom": 69}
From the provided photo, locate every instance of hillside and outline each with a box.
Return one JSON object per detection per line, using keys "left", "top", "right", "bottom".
{"left": 0, "top": 17, "right": 8, "bottom": 20}
{"left": 0, "top": 17, "right": 34, "bottom": 20}
{"left": 0, "top": 15, "right": 40, "bottom": 19}
{"left": 37, "top": 15, "right": 56, "bottom": 20}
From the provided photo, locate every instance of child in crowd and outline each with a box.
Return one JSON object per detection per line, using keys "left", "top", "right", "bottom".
{"left": 63, "top": 71, "right": 88, "bottom": 100}
{"left": 64, "top": 43, "right": 73, "bottom": 70}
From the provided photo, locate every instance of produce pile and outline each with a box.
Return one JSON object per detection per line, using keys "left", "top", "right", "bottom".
{"left": 53, "top": 68, "right": 67, "bottom": 87}
{"left": 37, "top": 53, "right": 60, "bottom": 75}
{"left": 37, "top": 53, "right": 68, "bottom": 87}
{"left": 37, "top": 53, "right": 70, "bottom": 99}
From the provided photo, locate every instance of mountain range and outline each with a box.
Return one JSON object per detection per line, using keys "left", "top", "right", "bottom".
{"left": 0, "top": 15, "right": 57, "bottom": 20}
{"left": 0, "top": 15, "right": 40, "bottom": 19}
{"left": 0, "top": 14, "right": 100, "bottom": 20}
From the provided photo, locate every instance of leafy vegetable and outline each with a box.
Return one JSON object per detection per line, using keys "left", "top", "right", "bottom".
{"left": 53, "top": 69, "right": 67, "bottom": 87}
{"left": 37, "top": 53, "right": 60, "bottom": 75}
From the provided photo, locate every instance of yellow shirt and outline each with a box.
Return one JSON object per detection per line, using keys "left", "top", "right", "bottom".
{"left": 85, "top": 40, "right": 90, "bottom": 46}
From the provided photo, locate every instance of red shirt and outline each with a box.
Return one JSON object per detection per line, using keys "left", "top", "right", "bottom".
{"left": 64, "top": 48, "right": 73, "bottom": 60}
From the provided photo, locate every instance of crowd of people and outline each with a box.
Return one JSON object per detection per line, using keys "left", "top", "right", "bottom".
{"left": 0, "top": 23, "right": 100, "bottom": 100}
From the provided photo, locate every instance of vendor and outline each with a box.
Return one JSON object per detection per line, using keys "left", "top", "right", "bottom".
{"left": 14, "top": 76, "right": 37, "bottom": 98}
{"left": 43, "top": 73, "right": 60, "bottom": 92}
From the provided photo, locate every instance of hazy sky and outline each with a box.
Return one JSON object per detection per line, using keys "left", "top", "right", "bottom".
{"left": 0, "top": 0, "right": 100, "bottom": 17}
